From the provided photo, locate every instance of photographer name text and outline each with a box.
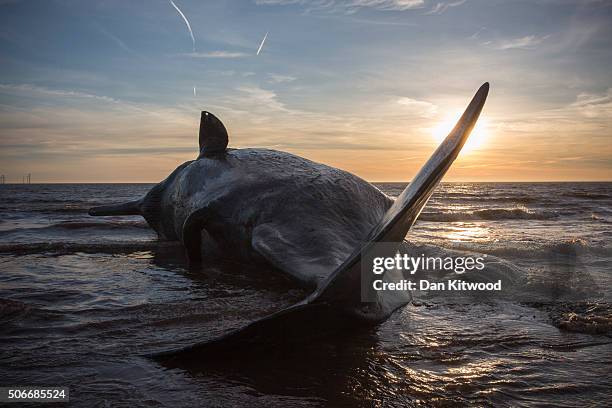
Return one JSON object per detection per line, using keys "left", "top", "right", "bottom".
{"left": 373, "top": 279, "right": 502, "bottom": 291}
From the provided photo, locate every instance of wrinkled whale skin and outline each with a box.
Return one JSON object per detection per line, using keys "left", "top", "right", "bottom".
{"left": 147, "top": 148, "right": 392, "bottom": 287}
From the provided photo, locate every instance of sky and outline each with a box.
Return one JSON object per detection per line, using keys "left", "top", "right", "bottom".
{"left": 0, "top": 0, "right": 611, "bottom": 182}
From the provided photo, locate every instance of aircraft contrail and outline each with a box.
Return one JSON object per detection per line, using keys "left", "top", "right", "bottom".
{"left": 256, "top": 31, "right": 268, "bottom": 56}
{"left": 169, "top": 0, "right": 195, "bottom": 52}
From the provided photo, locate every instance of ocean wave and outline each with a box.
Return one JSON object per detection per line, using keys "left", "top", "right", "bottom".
{"left": 590, "top": 213, "right": 611, "bottom": 223}
{"left": 438, "top": 195, "right": 538, "bottom": 204}
{"left": 398, "top": 242, "right": 527, "bottom": 288}
{"left": 476, "top": 195, "right": 538, "bottom": 204}
{"left": 52, "top": 221, "right": 149, "bottom": 230}
{"left": 0, "top": 241, "right": 182, "bottom": 255}
{"left": 562, "top": 192, "right": 611, "bottom": 200}
{"left": 1, "top": 205, "right": 112, "bottom": 215}
{"left": 406, "top": 243, "right": 608, "bottom": 316}
{"left": 0, "top": 220, "right": 150, "bottom": 235}
{"left": 44, "top": 206, "right": 90, "bottom": 214}
{"left": 548, "top": 302, "right": 612, "bottom": 335}
{"left": 444, "top": 239, "right": 612, "bottom": 260}
{"left": 420, "top": 207, "right": 559, "bottom": 222}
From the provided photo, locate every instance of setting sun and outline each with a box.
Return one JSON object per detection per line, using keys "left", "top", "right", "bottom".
{"left": 431, "top": 112, "right": 490, "bottom": 154}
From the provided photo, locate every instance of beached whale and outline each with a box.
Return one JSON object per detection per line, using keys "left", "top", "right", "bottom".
{"left": 89, "top": 83, "right": 489, "bottom": 357}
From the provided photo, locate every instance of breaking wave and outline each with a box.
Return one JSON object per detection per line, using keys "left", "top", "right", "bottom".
{"left": 444, "top": 238, "right": 612, "bottom": 260}
{"left": 420, "top": 207, "right": 559, "bottom": 222}
{"left": 548, "top": 302, "right": 612, "bottom": 335}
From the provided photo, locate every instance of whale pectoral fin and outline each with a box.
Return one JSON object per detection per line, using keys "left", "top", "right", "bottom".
{"left": 251, "top": 223, "right": 349, "bottom": 289}
{"left": 182, "top": 207, "right": 211, "bottom": 262}
{"left": 88, "top": 199, "right": 141, "bottom": 216}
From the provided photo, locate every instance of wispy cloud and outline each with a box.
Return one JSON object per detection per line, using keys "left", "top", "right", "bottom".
{"left": 470, "top": 26, "right": 486, "bottom": 39}
{"left": 554, "top": 16, "right": 603, "bottom": 52}
{"left": 0, "top": 83, "right": 199, "bottom": 170}
{"left": 570, "top": 88, "right": 612, "bottom": 119}
{"left": 94, "top": 24, "right": 134, "bottom": 54}
{"left": 495, "top": 88, "right": 612, "bottom": 136}
{"left": 233, "top": 86, "right": 293, "bottom": 113}
{"left": 254, "top": 0, "right": 470, "bottom": 16}
{"left": 268, "top": 74, "right": 297, "bottom": 83}
{"left": 0, "top": 83, "right": 120, "bottom": 104}
{"left": 396, "top": 97, "right": 437, "bottom": 118}
{"left": 424, "top": 0, "right": 466, "bottom": 15}
{"left": 255, "top": 0, "right": 426, "bottom": 13}
{"left": 490, "top": 34, "right": 551, "bottom": 50}
{"left": 183, "top": 51, "right": 250, "bottom": 58}
{"left": 342, "top": 0, "right": 425, "bottom": 10}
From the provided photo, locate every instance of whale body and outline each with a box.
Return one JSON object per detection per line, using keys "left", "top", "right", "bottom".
{"left": 89, "top": 83, "right": 489, "bottom": 358}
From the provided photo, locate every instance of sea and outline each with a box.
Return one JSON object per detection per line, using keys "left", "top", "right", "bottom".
{"left": 1, "top": 182, "right": 611, "bottom": 407}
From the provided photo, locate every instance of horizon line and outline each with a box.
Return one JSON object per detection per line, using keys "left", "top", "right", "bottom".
{"left": 2, "top": 180, "right": 611, "bottom": 185}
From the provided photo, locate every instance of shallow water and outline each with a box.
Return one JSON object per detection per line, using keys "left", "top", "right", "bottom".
{"left": 1, "top": 182, "right": 611, "bottom": 407}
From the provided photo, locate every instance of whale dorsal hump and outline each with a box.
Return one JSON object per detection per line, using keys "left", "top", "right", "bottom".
{"left": 198, "top": 111, "right": 228, "bottom": 158}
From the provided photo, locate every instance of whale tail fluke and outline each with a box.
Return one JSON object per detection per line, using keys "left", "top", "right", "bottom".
{"left": 151, "top": 83, "right": 490, "bottom": 363}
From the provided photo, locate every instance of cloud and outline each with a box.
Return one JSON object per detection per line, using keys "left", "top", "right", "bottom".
{"left": 255, "top": 0, "right": 426, "bottom": 13}
{"left": 344, "top": 0, "right": 425, "bottom": 9}
{"left": 254, "top": 0, "right": 470, "bottom": 16}
{"left": 494, "top": 88, "right": 612, "bottom": 138}
{"left": 0, "top": 82, "right": 399, "bottom": 157}
{"left": 232, "top": 86, "right": 293, "bottom": 113}
{"left": 534, "top": 88, "right": 612, "bottom": 122}
{"left": 396, "top": 97, "right": 437, "bottom": 118}
{"left": 94, "top": 24, "right": 134, "bottom": 54}
{"left": 424, "top": 0, "right": 466, "bottom": 15}
{"left": 491, "top": 34, "right": 551, "bottom": 50}
{"left": 183, "top": 51, "right": 249, "bottom": 58}
{"left": 0, "top": 85, "right": 200, "bottom": 171}
{"left": 570, "top": 88, "right": 612, "bottom": 119}
{"left": 268, "top": 74, "right": 297, "bottom": 83}
{"left": 469, "top": 26, "right": 486, "bottom": 39}
{"left": 0, "top": 83, "right": 121, "bottom": 104}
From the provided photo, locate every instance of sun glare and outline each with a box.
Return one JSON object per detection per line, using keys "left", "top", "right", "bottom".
{"left": 431, "top": 112, "right": 490, "bottom": 153}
